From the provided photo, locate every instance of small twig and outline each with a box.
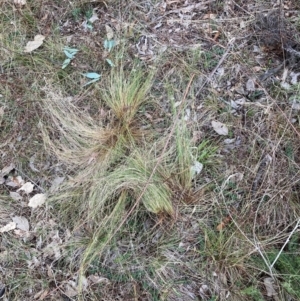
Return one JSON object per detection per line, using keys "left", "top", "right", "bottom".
{"left": 284, "top": 45, "right": 300, "bottom": 58}
{"left": 258, "top": 63, "right": 284, "bottom": 81}
{"left": 270, "top": 219, "right": 300, "bottom": 270}
{"left": 219, "top": 178, "right": 275, "bottom": 278}
{"left": 195, "top": 38, "right": 235, "bottom": 98}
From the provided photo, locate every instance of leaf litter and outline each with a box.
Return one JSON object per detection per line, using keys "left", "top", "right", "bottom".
{"left": 2, "top": 0, "right": 300, "bottom": 300}
{"left": 17, "top": 181, "right": 34, "bottom": 194}
{"left": 24, "top": 35, "right": 45, "bottom": 53}
{"left": 28, "top": 193, "right": 47, "bottom": 208}
{"left": 5, "top": 175, "right": 24, "bottom": 187}
{"left": 0, "top": 222, "right": 16, "bottom": 233}
{"left": 12, "top": 216, "right": 30, "bottom": 231}
{"left": 211, "top": 120, "right": 228, "bottom": 136}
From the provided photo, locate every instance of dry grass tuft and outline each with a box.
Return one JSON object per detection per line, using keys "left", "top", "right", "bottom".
{"left": 40, "top": 65, "right": 179, "bottom": 285}
{"left": 2, "top": 0, "right": 300, "bottom": 300}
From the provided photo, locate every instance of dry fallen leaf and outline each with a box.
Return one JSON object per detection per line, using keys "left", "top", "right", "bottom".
{"left": 211, "top": 121, "right": 228, "bottom": 136}
{"left": 14, "top": 229, "right": 31, "bottom": 238}
{"left": 291, "top": 72, "right": 300, "bottom": 85}
{"left": 34, "top": 289, "right": 49, "bottom": 300}
{"left": 64, "top": 281, "right": 78, "bottom": 298}
{"left": 10, "top": 191, "right": 22, "bottom": 201}
{"left": 24, "top": 35, "right": 45, "bottom": 53}
{"left": 203, "top": 13, "right": 217, "bottom": 20}
{"left": 246, "top": 78, "right": 255, "bottom": 91}
{"left": 264, "top": 277, "right": 277, "bottom": 297}
{"left": 216, "top": 216, "right": 231, "bottom": 231}
{"left": 49, "top": 176, "right": 65, "bottom": 192}
{"left": 43, "top": 241, "right": 61, "bottom": 260}
{"left": 29, "top": 155, "right": 39, "bottom": 172}
{"left": 18, "top": 182, "right": 34, "bottom": 194}
{"left": 224, "top": 138, "right": 236, "bottom": 144}
{"left": 6, "top": 175, "right": 24, "bottom": 187}
{"left": 88, "top": 274, "right": 110, "bottom": 284}
{"left": 191, "top": 161, "right": 203, "bottom": 177}
{"left": 199, "top": 284, "right": 210, "bottom": 299}
{"left": 12, "top": 216, "right": 29, "bottom": 231}
{"left": 0, "top": 222, "right": 16, "bottom": 233}
{"left": 0, "top": 163, "right": 15, "bottom": 180}
{"left": 14, "top": 0, "right": 26, "bottom": 5}
{"left": 227, "top": 173, "right": 244, "bottom": 183}
{"left": 28, "top": 193, "right": 46, "bottom": 208}
{"left": 105, "top": 25, "right": 114, "bottom": 40}
{"left": 89, "top": 9, "right": 98, "bottom": 23}
{"left": 47, "top": 265, "right": 54, "bottom": 278}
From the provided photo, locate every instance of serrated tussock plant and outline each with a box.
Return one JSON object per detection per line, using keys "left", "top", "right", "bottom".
{"left": 41, "top": 66, "right": 175, "bottom": 281}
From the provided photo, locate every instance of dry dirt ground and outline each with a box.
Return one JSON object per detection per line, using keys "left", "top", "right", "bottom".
{"left": 1, "top": 0, "right": 300, "bottom": 300}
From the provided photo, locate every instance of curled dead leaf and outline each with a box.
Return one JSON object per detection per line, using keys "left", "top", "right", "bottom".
{"left": 216, "top": 216, "right": 231, "bottom": 231}
{"left": 6, "top": 175, "right": 24, "bottom": 187}
{"left": 191, "top": 161, "right": 203, "bottom": 177}
{"left": 88, "top": 274, "right": 110, "bottom": 284}
{"left": 24, "top": 35, "right": 45, "bottom": 53}
{"left": 227, "top": 173, "right": 244, "bottom": 183}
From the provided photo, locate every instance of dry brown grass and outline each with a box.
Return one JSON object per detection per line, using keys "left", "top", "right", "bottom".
{"left": 1, "top": 0, "right": 300, "bottom": 300}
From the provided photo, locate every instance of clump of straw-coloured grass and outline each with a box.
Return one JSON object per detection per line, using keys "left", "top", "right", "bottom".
{"left": 41, "top": 66, "right": 179, "bottom": 280}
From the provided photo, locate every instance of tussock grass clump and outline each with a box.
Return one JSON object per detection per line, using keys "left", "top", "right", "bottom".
{"left": 41, "top": 65, "right": 176, "bottom": 279}
{"left": 42, "top": 66, "right": 155, "bottom": 168}
{"left": 102, "top": 67, "right": 154, "bottom": 123}
{"left": 5, "top": 1, "right": 300, "bottom": 299}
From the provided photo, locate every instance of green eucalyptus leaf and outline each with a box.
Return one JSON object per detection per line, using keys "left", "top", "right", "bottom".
{"left": 63, "top": 47, "right": 79, "bottom": 55}
{"left": 62, "top": 58, "right": 71, "bottom": 69}
{"left": 82, "top": 72, "right": 101, "bottom": 79}
{"left": 106, "top": 59, "right": 115, "bottom": 67}
{"left": 64, "top": 50, "right": 74, "bottom": 59}
{"left": 103, "top": 39, "right": 116, "bottom": 51}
